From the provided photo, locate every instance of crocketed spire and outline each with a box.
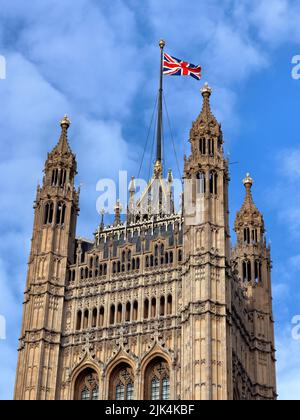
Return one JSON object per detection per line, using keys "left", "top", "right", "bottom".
{"left": 234, "top": 173, "right": 265, "bottom": 245}
{"left": 45, "top": 115, "right": 76, "bottom": 171}
{"left": 51, "top": 115, "right": 73, "bottom": 156}
{"left": 190, "top": 82, "right": 222, "bottom": 138}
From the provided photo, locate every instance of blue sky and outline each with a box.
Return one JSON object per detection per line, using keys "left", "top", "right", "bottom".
{"left": 0, "top": 0, "right": 300, "bottom": 400}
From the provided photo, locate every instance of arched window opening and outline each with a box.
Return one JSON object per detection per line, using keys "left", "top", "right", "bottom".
{"left": 75, "top": 368, "right": 99, "bottom": 401}
{"left": 255, "top": 260, "right": 262, "bottom": 283}
{"left": 178, "top": 249, "right": 182, "bottom": 262}
{"left": 44, "top": 202, "right": 54, "bottom": 225}
{"left": 117, "top": 261, "right": 121, "bottom": 273}
{"left": 109, "top": 364, "right": 134, "bottom": 400}
{"left": 167, "top": 295, "right": 173, "bottom": 315}
{"left": 155, "top": 244, "right": 159, "bottom": 257}
{"left": 99, "top": 306, "right": 104, "bottom": 327}
{"left": 83, "top": 310, "right": 89, "bottom": 330}
{"left": 144, "top": 358, "right": 170, "bottom": 400}
{"left": 133, "top": 301, "right": 138, "bottom": 322}
{"left": 132, "top": 259, "right": 136, "bottom": 270}
{"left": 51, "top": 169, "right": 58, "bottom": 186}
{"left": 169, "top": 252, "right": 173, "bottom": 264}
{"left": 160, "top": 296, "right": 165, "bottom": 316}
{"left": 127, "top": 250, "right": 131, "bottom": 261}
{"left": 80, "top": 268, "right": 84, "bottom": 280}
{"left": 165, "top": 252, "right": 169, "bottom": 264}
{"left": 151, "top": 298, "right": 156, "bottom": 318}
{"left": 144, "top": 299, "right": 149, "bottom": 319}
{"left": 145, "top": 256, "right": 149, "bottom": 268}
{"left": 122, "top": 251, "right": 126, "bottom": 263}
{"left": 243, "top": 260, "right": 252, "bottom": 282}
{"left": 136, "top": 258, "right": 140, "bottom": 270}
{"left": 76, "top": 311, "right": 82, "bottom": 331}
{"left": 196, "top": 172, "right": 206, "bottom": 194}
{"left": 85, "top": 267, "right": 89, "bottom": 279}
{"left": 199, "top": 137, "right": 206, "bottom": 155}
{"left": 60, "top": 169, "right": 67, "bottom": 187}
{"left": 113, "top": 262, "right": 116, "bottom": 274}
{"left": 252, "top": 229, "right": 258, "bottom": 243}
{"left": 92, "top": 308, "right": 97, "bottom": 328}
{"left": 117, "top": 303, "right": 123, "bottom": 324}
{"left": 244, "top": 228, "right": 250, "bottom": 244}
{"left": 209, "top": 171, "right": 217, "bottom": 194}
{"left": 208, "top": 138, "right": 215, "bottom": 155}
{"left": 110, "top": 305, "right": 115, "bottom": 325}
{"left": 103, "top": 264, "right": 107, "bottom": 275}
{"left": 125, "top": 302, "right": 131, "bottom": 322}
{"left": 56, "top": 202, "right": 66, "bottom": 225}
{"left": 150, "top": 255, "right": 154, "bottom": 267}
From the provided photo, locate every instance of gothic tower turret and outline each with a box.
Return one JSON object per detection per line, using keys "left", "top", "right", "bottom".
{"left": 181, "top": 83, "right": 232, "bottom": 400}
{"left": 232, "top": 174, "right": 276, "bottom": 400}
{"left": 14, "top": 116, "right": 79, "bottom": 400}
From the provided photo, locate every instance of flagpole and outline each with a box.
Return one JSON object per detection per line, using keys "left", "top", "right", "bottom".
{"left": 155, "top": 39, "right": 165, "bottom": 176}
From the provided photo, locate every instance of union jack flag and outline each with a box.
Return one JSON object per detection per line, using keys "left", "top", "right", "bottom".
{"left": 163, "top": 52, "right": 202, "bottom": 80}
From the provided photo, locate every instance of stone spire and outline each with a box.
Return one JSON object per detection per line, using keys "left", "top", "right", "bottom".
{"left": 234, "top": 173, "right": 265, "bottom": 245}
{"left": 50, "top": 115, "right": 73, "bottom": 157}
{"left": 191, "top": 82, "right": 221, "bottom": 138}
{"left": 114, "top": 200, "right": 122, "bottom": 226}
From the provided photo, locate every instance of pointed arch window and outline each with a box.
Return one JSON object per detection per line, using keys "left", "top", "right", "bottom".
{"left": 51, "top": 169, "right": 59, "bottom": 186}
{"left": 99, "top": 306, "right": 104, "bottom": 327}
{"left": 208, "top": 138, "right": 215, "bottom": 155}
{"left": 109, "top": 364, "right": 134, "bottom": 400}
{"left": 199, "top": 137, "right": 206, "bottom": 155}
{"left": 167, "top": 295, "right": 173, "bottom": 315}
{"left": 178, "top": 249, "right": 183, "bottom": 262}
{"left": 92, "top": 308, "right": 97, "bottom": 328}
{"left": 56, "top": 202, "right": 66, "bottom": 225}
{"left": 209, "top": 171, "right": 218, "bottom": 194}
{"left": 110, "top": 304, "right": 115, "bottom": 325}
{"left": 59, "top": 169, "right": 67, "bottom": 187}
{"left": 252, "top": 229, "right": 258, "bottom": 243}
{"left": 125, "top": 302, "right": 131, "bottom": 322}
{"left": 44, "top": 201, "right": 54, "bottom": 225}
{"left": 133, "top": 301, "right": 138, "bottom": 322}
{"left": 144, "top": 358, "right": 170, "bottom": 400}
{"left": 117, "top": 303, "right": 123, "bottom": 324}
{"left": 83, "top": 310, "right": 89, "bottom": 329}
{"left": 244, "top": 228, "right": 250, "bottom": 244}
{"left": 151, "top": 298, "right": 156, "bottom": 318}
{"left": 75, "top": 368, "right": 99, "bottom": 400}
{"left": 243, "top": 260, "right": 252, "bottom": 282}
{"left": 160, "top": 296, "right": 165, "bottom": 316}
{"left": 196, "top": 172, "right": 206, "bottom": 194}
{"left": 144, "top": 299, "right": 149, "bottom": 319}
{"left": 255, "top": 260, "right": 262, "bottom": 283}
{"left": 76, "top": 311, "right": 82, "bottom": 331}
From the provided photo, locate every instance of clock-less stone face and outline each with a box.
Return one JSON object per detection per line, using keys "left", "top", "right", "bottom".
{"left": 14, "top": 87, "right": 276, "bottom": 401}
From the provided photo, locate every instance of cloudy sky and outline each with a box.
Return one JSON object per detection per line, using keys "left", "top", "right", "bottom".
{"left": 0, "top": 0, "right": 300, "bottom": 400}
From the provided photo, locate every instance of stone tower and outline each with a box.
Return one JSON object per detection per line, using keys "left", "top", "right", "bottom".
{"left": 181, "top": 83, "right": 231, "bottom": 399}
{"left": 14, "top": 116, "right": 79, "bottom": 400}
{"left": 231, "top": 174, "right": 276, "bottom": 400}
{"left": 14, "top": 85, "right": 276, "bottom": 400}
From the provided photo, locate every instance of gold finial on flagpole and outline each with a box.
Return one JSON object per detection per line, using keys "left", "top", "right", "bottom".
{"left": 159, "top": 39, "right": 165, "bottom": 49}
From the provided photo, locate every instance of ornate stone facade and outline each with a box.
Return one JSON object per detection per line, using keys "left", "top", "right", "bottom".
{"left": 14, "top": 87, "right": 276, "bottom": 400}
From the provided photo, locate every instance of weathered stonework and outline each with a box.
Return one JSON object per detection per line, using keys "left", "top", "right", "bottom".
{"left": 14, "top": 90, "right": 276, "bottom": 400}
